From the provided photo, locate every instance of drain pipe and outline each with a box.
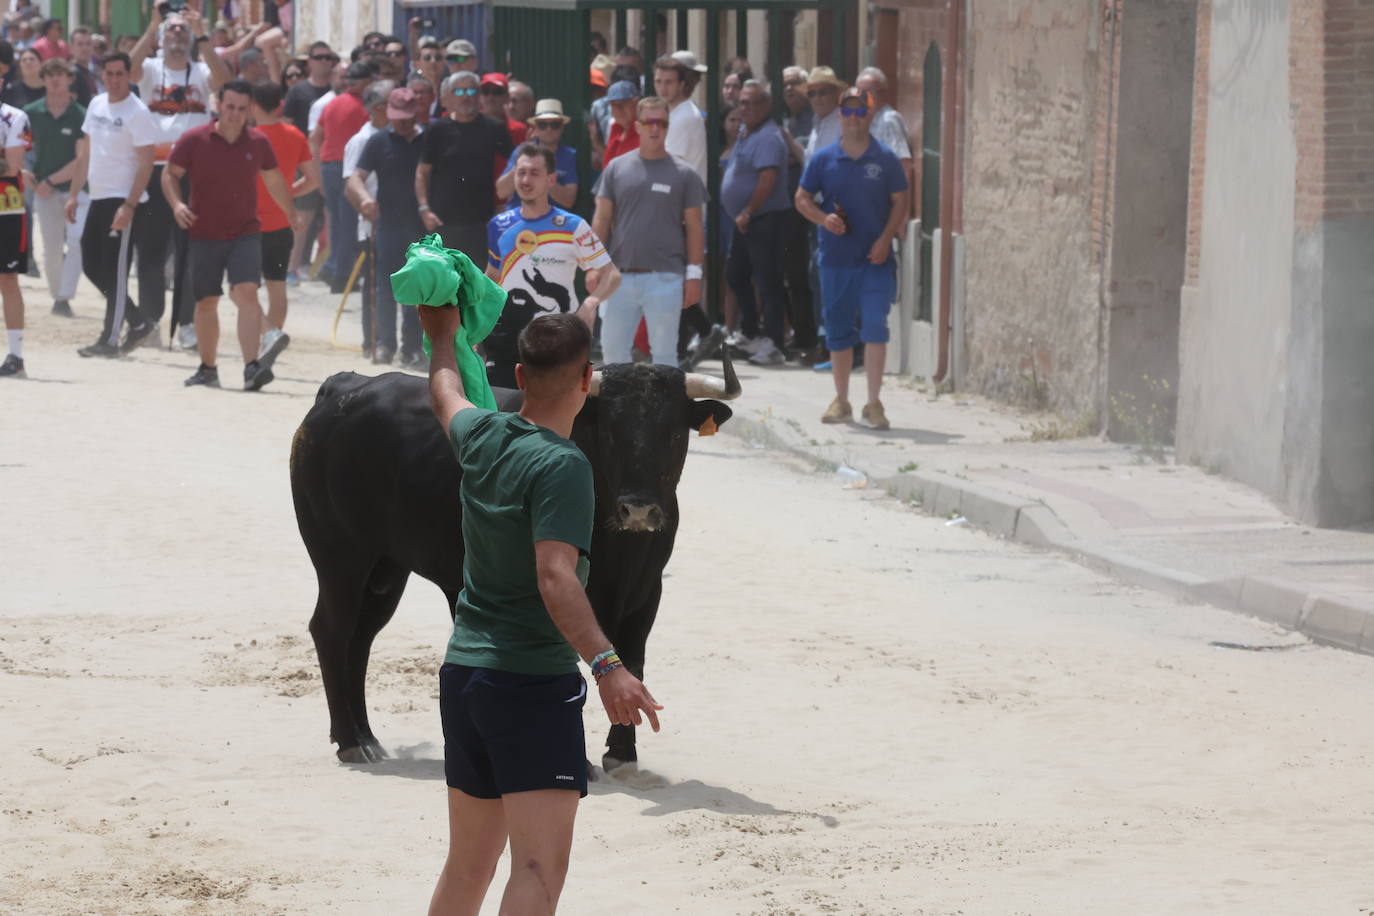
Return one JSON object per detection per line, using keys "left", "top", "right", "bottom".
{"left": 933, "top": 0, "right": 963, "bottom": 383}
{"left": 1096, "top": 0, "right": 1121, "bottom": 433}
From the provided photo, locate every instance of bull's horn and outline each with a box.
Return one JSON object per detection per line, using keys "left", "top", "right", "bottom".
{"left": 588, "top": 371, "right": 601, "bottom": 397}
{"left": 683, "top": 347, "right": 742, "bottom": 401}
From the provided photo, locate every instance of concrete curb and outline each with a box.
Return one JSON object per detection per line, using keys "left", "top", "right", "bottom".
{"left": 722, "top": 414, "right": 1374, "bottom": 657}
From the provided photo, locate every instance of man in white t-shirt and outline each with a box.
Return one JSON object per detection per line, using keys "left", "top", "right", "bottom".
{"left": 64, "top": 52, "right": 159, "bottom": 358}
{"left": 0, "top": 95, "right": 31, "bottom": 377}
{"left": 340, "top": 79, "right": 391, "bottom": 356}
{"left": 653, "top": 52, "right": 706, "bottom": 180}
{"left": 129, "top": 6, "right": 233, "bottom": 342}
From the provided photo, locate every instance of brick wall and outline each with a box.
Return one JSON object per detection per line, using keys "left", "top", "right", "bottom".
{"left": 1089, "top": 0, "right": 1124, "bottom": 269}
{"left": 960, "top": 0, "right": 1104, "bottom": 417}
{"left": 1292, "top": 0, "right": 1325, "bottom": 231}
{"left": 1325, "top": 0, "right": 1374, "bottom": 219}
{"left": 1184, "top": 0, "right": 1211, "bottom": 284}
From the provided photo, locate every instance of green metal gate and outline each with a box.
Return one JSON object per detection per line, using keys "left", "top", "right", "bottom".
{"left": 919, "top": 41, "right": 941, "bottom": 324}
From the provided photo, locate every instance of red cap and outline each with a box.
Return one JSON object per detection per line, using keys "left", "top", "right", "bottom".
{"left": 479, "top": 71, "right": 509, "bottom": 90}
{"left": 589, "top": 67, "right": 608, "bottom": 88}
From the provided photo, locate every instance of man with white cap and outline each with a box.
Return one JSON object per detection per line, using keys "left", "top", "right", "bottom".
{"left": 444, "top": 38, "right": 477, "bottom": 76}
{"left": 495, "top": 98, "right": 577, "bottom": 209}
{"left": 652, "top": 51, "right": 706, "bottom": 179}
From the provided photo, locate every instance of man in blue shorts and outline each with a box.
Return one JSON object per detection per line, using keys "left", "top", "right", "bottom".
{"left": 485, "top": 142, "right": 620, "bottom": 387}
{"left": 417, "top": 306, "right": 660, "bottom": 915}
{"left": 796, "top": 87, "right": 908, "bottom": 430}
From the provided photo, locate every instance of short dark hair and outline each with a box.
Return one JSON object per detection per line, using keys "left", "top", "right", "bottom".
{"left": 518, "top": 314, "right": 591, "bottom": 396}
{"left": 652, "top": 55, "right": 687, "bottom": 82}
{"left": 218, "top": 78, "right": 254, "bottom": 102}
{"left": 615, "top": 46, "right": 641, "bottom": 60}
{"left": 251, "top": 78, "right": 284, "bottom": 111}
{"left": 512, "top": 142, "right": 555, "bottom": 174}
{"left": 99, "top": 51, "right": 131, "bottom": 73}
{"left": 610, "top": 64, "right": 639, "bottom": 84}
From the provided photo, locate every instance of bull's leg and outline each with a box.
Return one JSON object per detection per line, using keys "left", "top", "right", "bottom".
{"left": 340, "top": 559, "right": 410, "bottom": 763}
{"left": 602, "top": 589, "right": 661, "bottom": 772}
{"left": 308, "top": 563, "right": 374, "bottom": 761}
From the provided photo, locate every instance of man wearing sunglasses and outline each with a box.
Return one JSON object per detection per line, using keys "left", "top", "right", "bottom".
{"left": 591, "top": 96, "right": 705, "bottom": 367}
{"left": 444, "top": 38, "right": 477, "bottom": 76}
{"left": 416, "top": 70, "right": 512, "bottom": 265}
{"left": 495, "top": 98, "right": 577, "bottom": 210}
{"left": 795, "top": 89, "right": 908, "bottom": 431}
{"left": 803, "top": 65, "right": 844, "bottom": 163}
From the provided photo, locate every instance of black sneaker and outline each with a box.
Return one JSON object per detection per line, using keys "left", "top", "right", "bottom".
{"left": 119, "top": 322, "right": 158, "bottom": 353}
{"left": 184, "top": 364, "right": 221, "bottom": 388}
{"left": 78, "top": 339, "right": 119, "bottom": 358}
{"left": 0, "top": 353, "right": 24, "bottom": 377}
{"left": 51, "top": 299, "right": 73, "bottom": 317}
{"left": 244, "top": 359, "right": 274, "bottom": 391}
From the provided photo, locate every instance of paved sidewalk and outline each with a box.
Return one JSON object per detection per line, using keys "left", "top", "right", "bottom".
{"left": 709, "top": 354, "right": 1374, "bottom": 655}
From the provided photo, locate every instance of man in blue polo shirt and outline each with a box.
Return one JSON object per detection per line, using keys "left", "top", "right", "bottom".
{"left": 796, "top": 87, "right": 908, "bottom": 431}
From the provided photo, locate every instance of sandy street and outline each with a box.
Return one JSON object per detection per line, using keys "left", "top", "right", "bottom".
{"left": 3, "top": 286, "right": 1374, "bottom": 916}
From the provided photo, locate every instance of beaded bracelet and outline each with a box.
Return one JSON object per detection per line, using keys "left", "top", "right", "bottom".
{"left": 590, "top": 650, "right": 623, "bottom": 682}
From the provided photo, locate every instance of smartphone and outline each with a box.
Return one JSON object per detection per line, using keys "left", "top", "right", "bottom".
{"left": 157, "top": 0, "right": 186, "bottom": 16}
{"left": 418, "top": 17, "right": 435, "bottom": 29}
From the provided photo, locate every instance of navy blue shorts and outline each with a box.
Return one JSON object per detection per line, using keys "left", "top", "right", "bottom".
{"left": 439, "top": 663, "right": 588, "bottom": 798}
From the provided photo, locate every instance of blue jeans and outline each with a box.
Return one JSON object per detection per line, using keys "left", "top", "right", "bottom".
{"left": 600, "top": 272, "right": 682, "bottom": 366}
{"left": 320, "top": 161, "right": 357, "bottom": 285}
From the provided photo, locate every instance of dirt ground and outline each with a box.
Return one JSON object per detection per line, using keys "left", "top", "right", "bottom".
{"left": 4, "top": 278, "right": 1374, "bottom": 915}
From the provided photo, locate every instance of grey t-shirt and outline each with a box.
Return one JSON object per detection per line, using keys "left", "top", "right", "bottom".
{"left": 593, "top": 152, "right": 706, "bottom": 273}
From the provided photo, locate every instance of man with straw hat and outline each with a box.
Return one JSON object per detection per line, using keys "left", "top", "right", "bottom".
{"left": 803, "top": 64, "right": 846, "bottom": 162}
{"left": 495, "top": 98, "right": 578, "bottom": 210}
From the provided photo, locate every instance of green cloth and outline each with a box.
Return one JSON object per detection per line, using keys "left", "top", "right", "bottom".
{"left": 24, "top": 98, "right": 86, "bottom": 193}
{"left": 389, "top": 233, "right": 508, "bottom": 410}
{"left": 444, "top": 408, "right": 594, "bottom": 675}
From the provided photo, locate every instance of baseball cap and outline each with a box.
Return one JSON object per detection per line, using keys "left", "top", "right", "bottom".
{"left": 445, "top": 38, "right": 476, "bottom": 58}
{"left": 670, "top": 49, "right": 707, "bottom": 73}
{"left": 386, "top": 87, "right": 418, "bottom": 118}
{"left": 479, "top": 71, "right": 509, "bottom": 90}
{"left": 589, "top": 67, "right": 608, "bottom": 88}
{"left": 606, "top": 80, "right": 639, "bottom": 102}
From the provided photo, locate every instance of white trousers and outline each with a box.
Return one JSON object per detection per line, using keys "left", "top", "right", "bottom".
{"left": 33, "top": 188, "right": 88, "bottom": 302}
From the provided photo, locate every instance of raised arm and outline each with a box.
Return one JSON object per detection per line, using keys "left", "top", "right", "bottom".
{"left": 416, "top": 305, "right": 475, "bottom": 428}
{"left": 129, "top": 8, "right": 162, "bottom": 83}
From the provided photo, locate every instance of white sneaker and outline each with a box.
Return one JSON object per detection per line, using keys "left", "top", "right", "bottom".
{"left": 175, "top": 324, "right": 198, "bottom": 351}
{"left": 259, "top": 327, "right": 289, "bottom": 363}
{"left": 748, "top": 338, "right": 785, "bottom": 365}
{"left": 725, "top": 330, "right": 756, "bottom": 352}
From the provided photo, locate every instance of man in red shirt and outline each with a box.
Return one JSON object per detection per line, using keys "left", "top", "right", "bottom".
{"left": 313, "top": 61, "right": 374, "bottom": 292}
{"left": 162, "top": 79, "right": 294, "bottom": 391}
{"left": 600, "top": 79, "right": 640, "bottom": 168}
{"left": 250, "top": 79, "right": 319, "bottom": 362}
{"left": 478, "top": 72, "right": 527, "bottom": 145}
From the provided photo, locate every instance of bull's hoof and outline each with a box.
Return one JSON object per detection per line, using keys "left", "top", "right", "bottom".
{"left": 602, "top": 753, "right": 633, "bottom": 773}
{"left": 337, "top": 741, "right": 390, "bottom": 764}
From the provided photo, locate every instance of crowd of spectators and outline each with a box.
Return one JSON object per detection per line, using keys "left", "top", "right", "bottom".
{"left": 0, "top": 8, "right": 913, "bottom": 425}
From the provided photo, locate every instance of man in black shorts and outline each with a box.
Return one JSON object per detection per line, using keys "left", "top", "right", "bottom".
{"left": 417, "top": 306, "right": 662, "bottom": 915}
{"left": 161, "top": 79, "right": 293, "bottom": 390}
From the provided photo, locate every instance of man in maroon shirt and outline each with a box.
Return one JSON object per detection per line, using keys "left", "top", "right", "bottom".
{"left": 162, "top": 79, "right": 293, "bottom": 391}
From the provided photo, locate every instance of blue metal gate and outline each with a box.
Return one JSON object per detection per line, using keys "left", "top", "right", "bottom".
{"left": 391, "top": 1, "right": 489, "bottom": 67}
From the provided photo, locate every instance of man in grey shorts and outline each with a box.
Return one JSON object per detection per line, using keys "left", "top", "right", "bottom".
{"left": 161, "top": 79, "right": 293, "bottom": 390}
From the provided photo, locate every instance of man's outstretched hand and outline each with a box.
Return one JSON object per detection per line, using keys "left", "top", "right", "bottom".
{"left": 597, "top": 667, "right": 662, "bottom": 732}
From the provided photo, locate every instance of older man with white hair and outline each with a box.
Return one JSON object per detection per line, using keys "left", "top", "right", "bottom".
{"left": 855, "top": 66, "right": 914, "bottom": 206}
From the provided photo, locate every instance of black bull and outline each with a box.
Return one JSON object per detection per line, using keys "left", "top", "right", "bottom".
{"left": 289, "top": 358, "right": 741, "bottom": 768}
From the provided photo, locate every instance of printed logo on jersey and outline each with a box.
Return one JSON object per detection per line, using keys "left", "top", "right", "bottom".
{"left": 514, "top": 229, "right": 540, "bottom": 255}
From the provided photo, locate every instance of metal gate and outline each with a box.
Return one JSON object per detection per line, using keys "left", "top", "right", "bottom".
{"left": 919, "top": 41, "right": 941, "bottom": 324}
{"left": 392, "top": 1, "right": 489, "bottom": 66}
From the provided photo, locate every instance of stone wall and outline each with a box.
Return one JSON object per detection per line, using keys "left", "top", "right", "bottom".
{"left": 961, "top": 0, "right": 1104, "bottom": 417}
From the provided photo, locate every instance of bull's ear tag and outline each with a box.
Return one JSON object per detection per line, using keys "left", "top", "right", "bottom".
{"left": 697, "top": 416, "right": 718, "bottom": 437}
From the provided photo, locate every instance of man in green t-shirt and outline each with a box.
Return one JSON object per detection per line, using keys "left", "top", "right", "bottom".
{"left": 417, "top": 305, "right": 662, "bottom": 915}
{"left": 24, "top": 57, "right": 88, "bottom": 319}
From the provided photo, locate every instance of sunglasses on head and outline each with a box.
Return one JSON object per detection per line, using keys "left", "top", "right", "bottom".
{"left": 637, "top": 117, "right": 668, "bottom": 129}
{"left": 451, "top": 86, "right": 478, "bottom": 96}
{"left": 840, "top": 105, "right": 869, "bottom": 117}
